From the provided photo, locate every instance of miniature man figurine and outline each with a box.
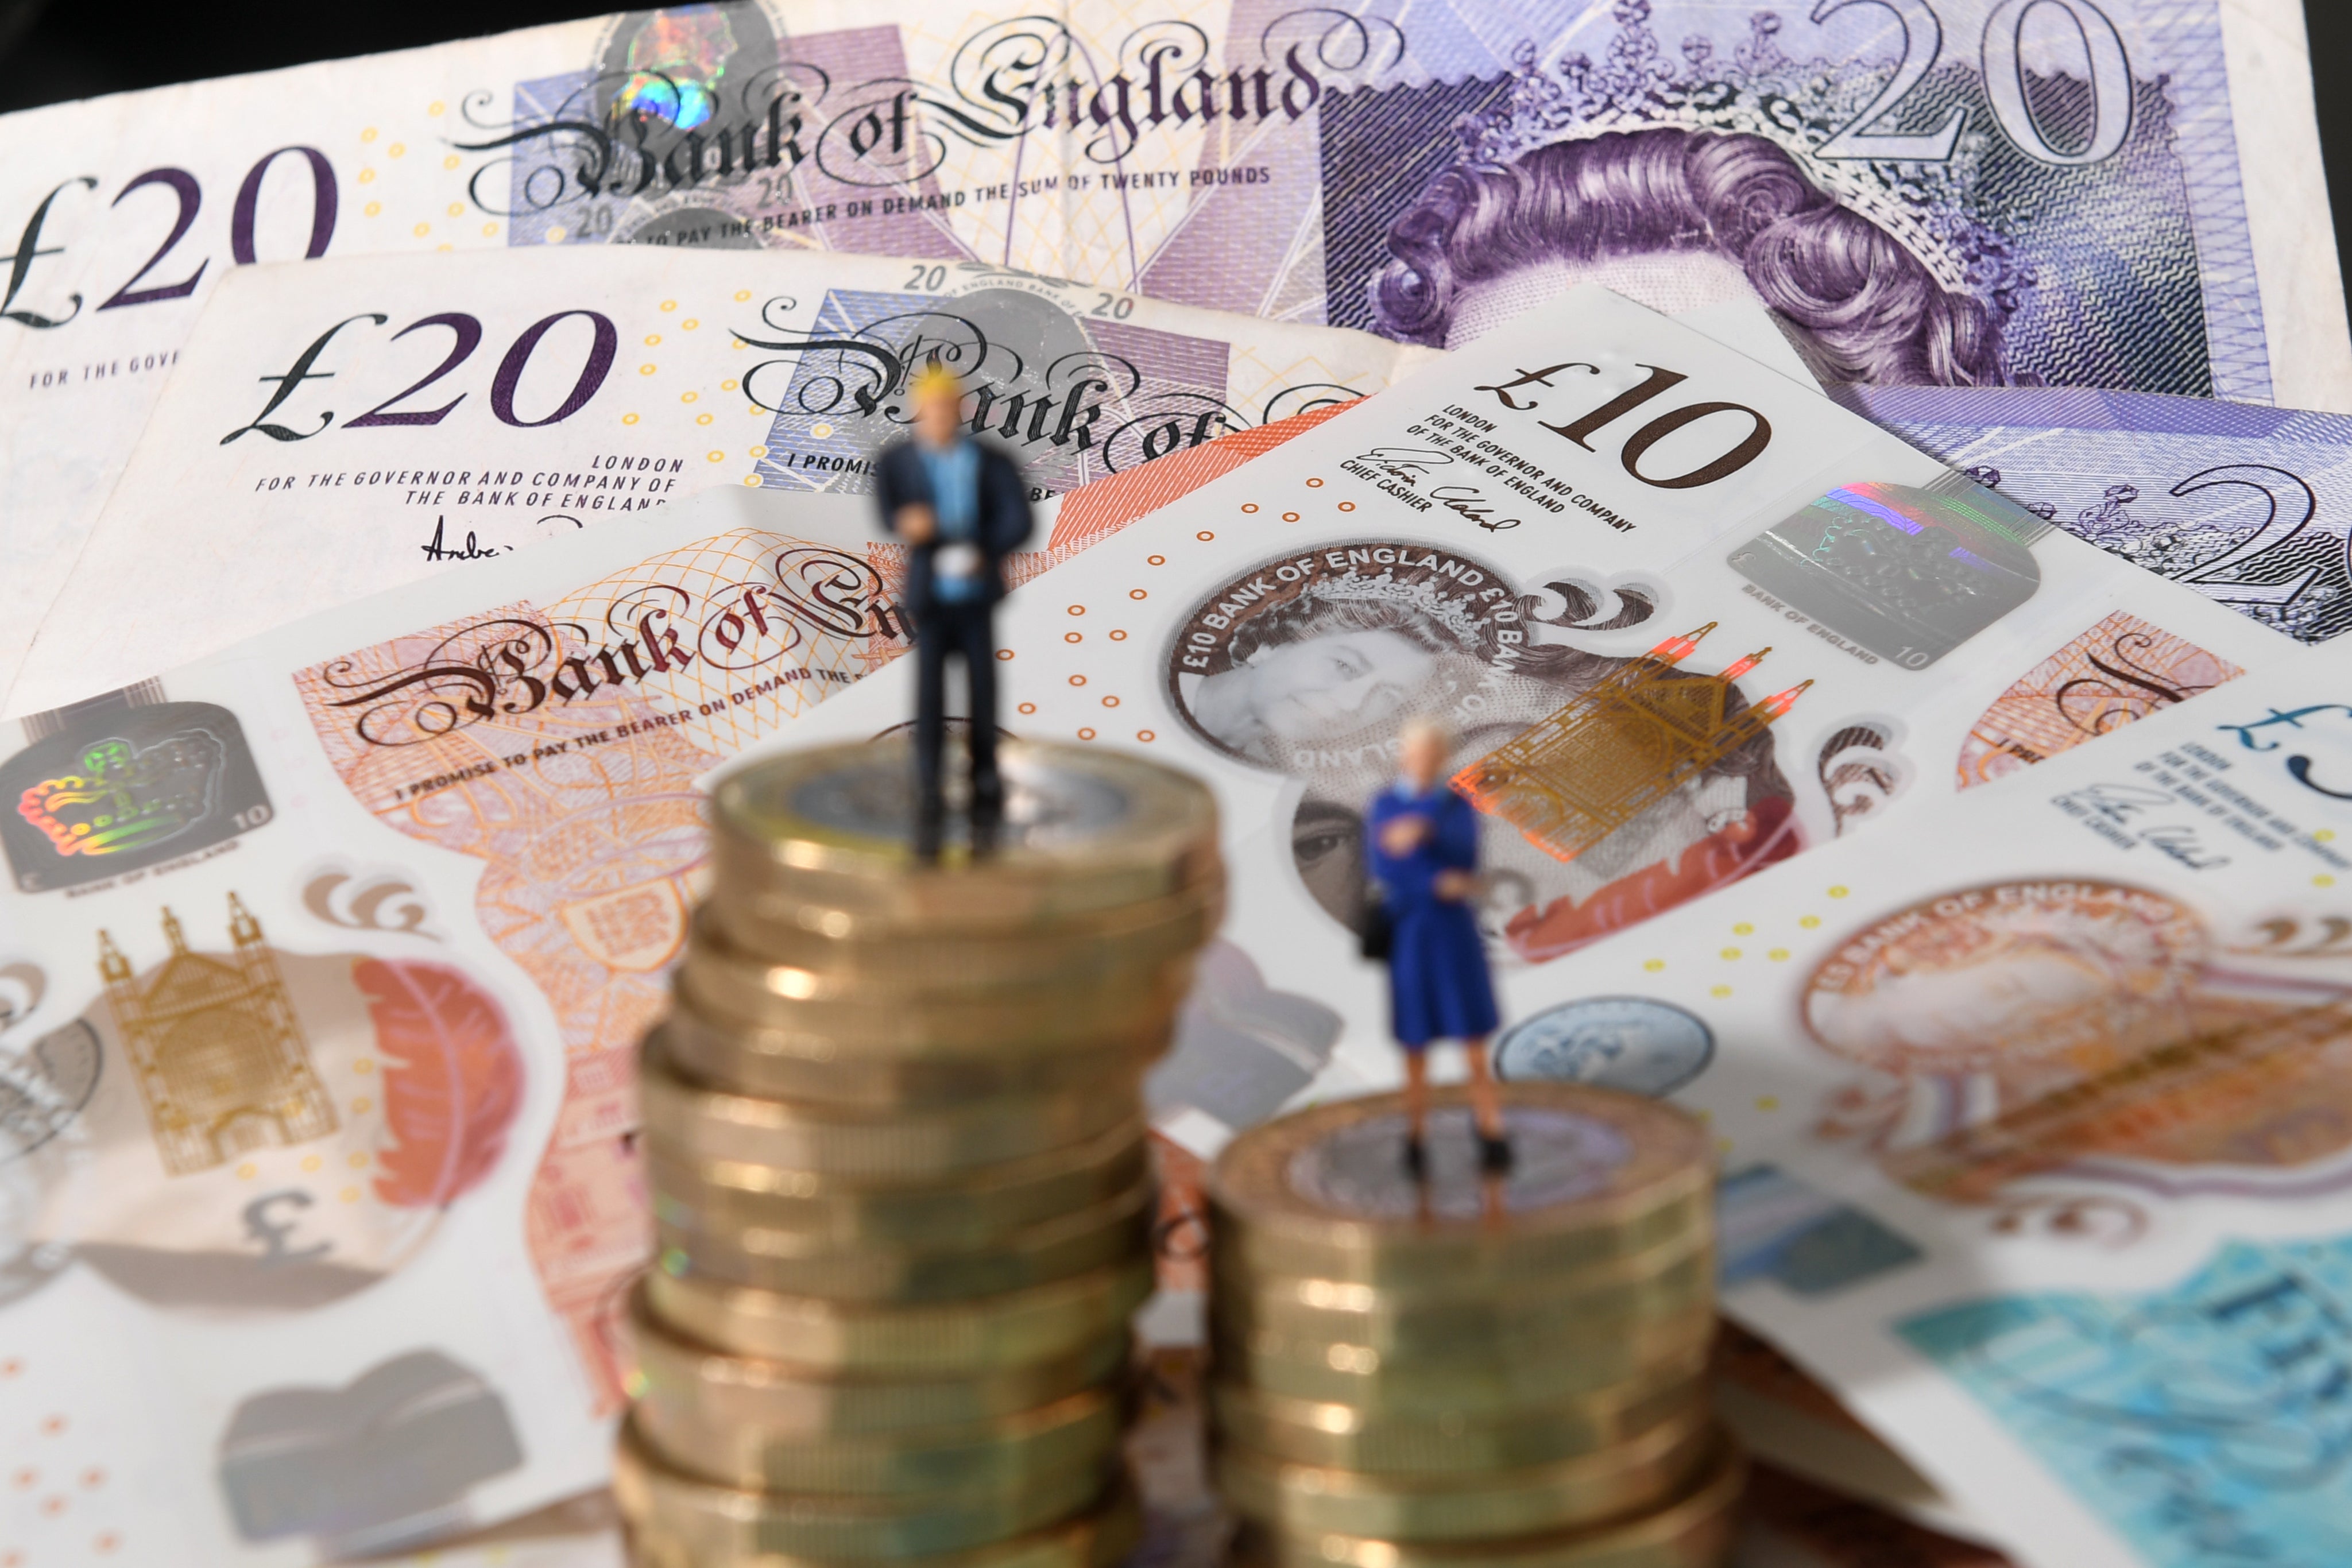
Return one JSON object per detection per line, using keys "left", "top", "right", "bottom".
{"left": 875, "top": 363, "right": 1034, "bottom": 858}
{"left": 1366, "top": 717, "right": 1510, "bottom": 1177}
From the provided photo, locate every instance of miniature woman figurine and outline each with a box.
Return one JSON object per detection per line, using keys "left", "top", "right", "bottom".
{"left": 1365, "top": 716, "right": 1510, "bottom": 1176}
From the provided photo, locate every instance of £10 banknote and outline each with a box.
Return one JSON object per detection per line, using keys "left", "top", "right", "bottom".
{"left": 2, "top": 243, "right": 1437, "bottom": 715}
{"left": 771, "top": 282, "right": 2300, "bottom": 1025}
{"left": 739, "top": 284, "right": 2346, "bottom": 1568}
{"left": 0, "top": 488, "right": 885, "bottom": 1565}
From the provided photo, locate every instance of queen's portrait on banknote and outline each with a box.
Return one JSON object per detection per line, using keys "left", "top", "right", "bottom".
{"left": 1370, "top": 127, "right": 2006, "bottom": 386}
{"left": 1165, "top": 544, "right": 1798, "bottom": 960}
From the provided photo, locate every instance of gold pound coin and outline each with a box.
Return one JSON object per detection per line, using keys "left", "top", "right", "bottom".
{"left": 657, "top": 1174, "right": 1154, "bottom": 1302}
{"left": 637, "top": 1374, "right": 1123, "bottom": 1495}
{"left": 679, "top": 919, "right": 1199, "bottom": 1056}
{"left": 1207, "top": 1359, "right": 1708, "bottom": 1473}
{"left": 1214, "top": 1410, "right": 1717, "bottom": 1542}
{"left": 639, "top": 1038, "right": 1145, "bottom": 1179}
{"left": 1230, "top": 1435, "right": 1742, "bottom": 1568}
{"left": 658, "top": 1002, "right": 1174, "bottom": 1105}
{"left": 648, "top": 1122, "right": 1150, "bottom": 1250}
{"left": 706, "top": 879, "right": 1223, "bottom": 988}
{"left": 1210, "top": 1088, "right": 1710, "bottom": 1289}
{"left": 1212, "top": 1234, "right": 1716, "bottom": 1357}
{"left": 682, "top": 901, "right": 1210, "bottom": 1009}
{"left": 620, "top": 1450, "right": 1144, "bottom": 1568}
{"left": 1213, "top": 1310, "right": 1716, "bottom": 1413}
{"left": 613, "top": 1414, "right": 1116, "bottom": 1558}
{"left": 644, "top": 1255, "right": 1155, "bottom": 1372}
{"left": 708, "top": 740, "right": 1219, "bottom": 933}
{"left": 628, "top": 1283, "right": 1129, "bottom": 1437}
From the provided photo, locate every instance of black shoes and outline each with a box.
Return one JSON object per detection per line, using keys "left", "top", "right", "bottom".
{"left": 911, "top": 772, "right": 1001, "bottom": 865}
{"left": 1402, "top": 1130, "right": 1511, "bottom": 1180}
{"left": 969, "top": 773, "right": 1004, "bottom": 859}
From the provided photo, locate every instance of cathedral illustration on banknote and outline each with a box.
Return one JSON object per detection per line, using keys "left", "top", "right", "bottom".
{"left": 98, "top": 895, "right": 335, "bottom": 1178}
{"left": 1454, "top": 624, "right": 1809, "bottom": 864}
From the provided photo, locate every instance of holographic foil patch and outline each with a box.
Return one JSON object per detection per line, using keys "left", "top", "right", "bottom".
{"left": 1728, "top": 480, "right": 2044, "bottom": 669}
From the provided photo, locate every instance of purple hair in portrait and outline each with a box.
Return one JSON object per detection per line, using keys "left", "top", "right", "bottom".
{"left": 1370, "top": 127, "right": 2009, "bottom": 388}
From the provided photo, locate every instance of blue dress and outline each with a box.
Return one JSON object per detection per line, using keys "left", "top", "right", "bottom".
{"left": 1365, "top": 782, "right": 1500, "bottom": 1049}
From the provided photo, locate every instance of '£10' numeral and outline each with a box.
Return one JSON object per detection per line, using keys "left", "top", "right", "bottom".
{"left": 1475, "top": 362, "right": 1773, "bottom": 491}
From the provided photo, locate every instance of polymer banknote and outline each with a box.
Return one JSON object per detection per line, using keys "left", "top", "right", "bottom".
{"left": 0, "top": 350, "right": 1385, "bottom": 1563}
{"left": 2, "top": 243, "right": 1436, "bottom": 717}
{"left": 767, "top": 281, "right": 2297, "bottom": 1027}
{"left": 1463, "top": 636, "right": 2349, "bottom": 1568}
{"left": 0, "top": 488, "right": 900, "bottom": 1566}
{"left": 1840, "top": 383, "right": 2352, "bottom": 646}
{"left": 730, "top": 287, "right": 2350, "bottom": 1568}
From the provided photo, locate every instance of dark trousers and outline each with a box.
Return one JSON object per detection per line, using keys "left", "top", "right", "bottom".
{"left": 913, "top": 597, "right": 1000, "bottom": 825}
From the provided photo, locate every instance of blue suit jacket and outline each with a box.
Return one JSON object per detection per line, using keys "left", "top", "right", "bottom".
{"left": 875, "top": 435, "right": 1034, "bottom": 615}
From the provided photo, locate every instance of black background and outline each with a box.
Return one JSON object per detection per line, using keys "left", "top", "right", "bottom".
{"left": 2, "top": 0, "right": 2349, "bottom": 370}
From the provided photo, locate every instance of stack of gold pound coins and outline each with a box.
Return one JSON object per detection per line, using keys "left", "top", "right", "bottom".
{"left": 1208, "top": 1085, "right": 1744, "bottom": 1568}
{"left": 615, "top": 739, "right": 1223, "bottom": 1568}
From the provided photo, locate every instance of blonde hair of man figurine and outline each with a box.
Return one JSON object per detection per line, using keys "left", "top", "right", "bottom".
{"left": 873, "top": 363, "right": 1035, "bottom": 858}
{"left": 1365, "top": 716, "right": 1510, "bottom": 1178}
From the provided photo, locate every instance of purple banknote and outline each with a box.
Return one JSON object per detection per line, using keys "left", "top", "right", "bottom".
{"left": 1843, "top": 384, "right": 2352, "bottom": 645}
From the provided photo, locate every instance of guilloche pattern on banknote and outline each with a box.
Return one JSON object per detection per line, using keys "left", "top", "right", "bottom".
{"left": 478, "top": 2, "right": 2277, "bottom": 400}
{"left": 744, "top": 280, "right": 1375, "bottom": 498}
{"left": 292, "top": 529, "right": 906, "bottom": 1403}
{"left": 1801, "top": 862, "right": 2352, "bottom": 1209}
{"left": 1838, "top": 384, "right": 2352, "bottom": 645}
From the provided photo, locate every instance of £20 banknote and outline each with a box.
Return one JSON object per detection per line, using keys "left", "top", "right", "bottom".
{"left": 3, "top": 243, "right": 1437, "bottom": 714}
{"left": 1840, "top": 382, "right": 2352, "bottom": 647}
{"left": 4, "top": 0, "right": 2343, "bottom": 663}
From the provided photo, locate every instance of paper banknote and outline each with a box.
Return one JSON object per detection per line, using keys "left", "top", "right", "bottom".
{"left": 5, "top": 282, "right": 1815, "bottom": 726}
{"left": 1840, "top": 384, "right": 2352, "bottom": 647}
{"left": 2, "top": 0, "right": 2342, "bottom": 506}
{"left": 1, "top": 242, "right": 1436, "bottom": 716}
{"left": 6, "top": 3, "right": 2335, "bottom": 711}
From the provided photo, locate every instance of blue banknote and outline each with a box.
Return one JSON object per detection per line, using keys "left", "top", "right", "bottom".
{"left": 1902, "top": 1238, "right": 2352, "bottom": 1567}
{"left": 1841, "top": 385, "right": 2352, "bottom": 645}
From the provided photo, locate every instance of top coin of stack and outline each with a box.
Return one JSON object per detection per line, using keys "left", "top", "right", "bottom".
{"left": 1208, "top": 1085, "right": 1743, "bottom": 1568}
{"left": 617, "top": 738, "right": 1222, "bottom": 1568}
